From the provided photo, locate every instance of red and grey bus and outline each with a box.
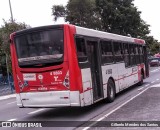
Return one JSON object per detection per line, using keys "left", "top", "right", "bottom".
{"left": 10, "top": 24, "right": 149, "bottom": 107}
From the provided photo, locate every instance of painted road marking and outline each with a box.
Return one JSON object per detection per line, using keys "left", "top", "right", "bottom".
{"left": 0, "top": 94, "right": 16, "bottom": 101}
{"left": 7, "top": 118, "right": 16, "bottom": 121}
{"left": 138, "top": 87, "right": 144, "bottom": 91}
{"left": 150, "top": 67, "right": 160, "bottom": 72}
{"left": 145, "top": 84, "right": 150, "bottom": 87}
{"left": 151, "top": 81, "right": 155, "bottom": 84}
{"left": 150, "top": 83, "right": 160, "bottom": 88}
{"left": 28, "top": 109, "right": 44, "bottom": 115}
{"left": 82, "top": 87, "right": 149, "bottom": 130}
{"left": 7, "top": 101, "right": 16, "bottom": 105}
{"left": 150, "top": 69, "right": 159, "bottom": 73}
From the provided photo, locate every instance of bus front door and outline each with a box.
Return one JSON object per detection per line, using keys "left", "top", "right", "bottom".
{"left": 87, "top": 40, "right": 103, "bottom": 101}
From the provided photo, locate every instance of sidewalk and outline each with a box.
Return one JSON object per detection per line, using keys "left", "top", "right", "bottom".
{"left": 0, "top": 93, "right": 16, "bottom": 101}
{"left": 0, "top": 83, "right": 15, "bottom": 101}
{"left": 0, "top": 84, "right": 15, "bottom": 95}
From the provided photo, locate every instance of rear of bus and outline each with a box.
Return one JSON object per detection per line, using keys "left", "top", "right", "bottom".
{"left": 10, "top": 24, "right": 82, "bottom": 107}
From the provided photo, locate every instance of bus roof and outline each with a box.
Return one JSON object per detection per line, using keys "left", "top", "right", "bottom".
{"left": 75, "top": 25, "right": 145, "bottom": 45}
{"left": 11, "top": 25, "right": 63, "bottom": 36}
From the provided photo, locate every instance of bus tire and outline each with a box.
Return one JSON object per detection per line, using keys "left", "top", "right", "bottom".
{"left": 138, "top": 72, "right": 144, "bottom": 86}
{"left": 107, "top": 79, "right": 116, "bottom": 103}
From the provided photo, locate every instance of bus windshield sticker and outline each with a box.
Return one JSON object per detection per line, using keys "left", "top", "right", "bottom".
{"left": 23, "top": 73, "right": 36, "bottom": 81}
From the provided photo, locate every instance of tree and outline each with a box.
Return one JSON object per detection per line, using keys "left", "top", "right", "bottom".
{"left": 52, "top": 0, "right": 102, "bottom": 30}
{"left": 143, "top": 35, "right": 160, "bottom": 55}
{"left": 52, "top": 0, "right": 150, "bottom": 37}
{"left": 96, "top": 0, "right": 150, "bottom": 37}
{"left": 52, "top": 5, "right": 66, "bottom": 21}
{"left": 0, "top": 19, "right": 29, "bottom": 73}
{"left": 150, "top": 42, "right": 160, "bottom": 55}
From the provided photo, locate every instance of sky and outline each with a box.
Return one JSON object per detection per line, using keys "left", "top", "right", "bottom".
{"left": 0, "top": 0, "right": 160, "bottom": 41}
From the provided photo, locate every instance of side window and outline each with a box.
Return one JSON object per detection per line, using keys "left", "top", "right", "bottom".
{"left": 113, "top": 41, "right": 123, "bottom": 62}
{"left": 75, "top": 37, "right": 88, "bottom": 62}
{"left": 135, "top": 45, "right": 140, "bottom": 64}
{"left": 124, "top": 43, "right": 130, "bottom": 67}
{"left": 139, "top": 46, "right": 144, "bottom": 63}
{"left": 101, "top": 40, "right": 114, "bottom": 63}
{"left": 129, "top": 44, "right": 136, "bottom": 66}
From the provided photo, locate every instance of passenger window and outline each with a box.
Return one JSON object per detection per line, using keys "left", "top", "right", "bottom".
{"left": 101, "top": 40, "right": 114, "bottom": 63}
{"left": 75, "top": 37, "right": 88, "bottom": 62}
{"left": 135, "top": 45, "right": 140, "bottom": 64}
{"left": 113, "top": 41, "right": 123, "bottom": 62}
{"left": 129, "top": 44, "right": 136, "bottom": 66}
{"left": 124, "top": 43, "right": 130, "bottom": 67}
{"left": 139, "top": 46, "right": 144, "bottom": 63}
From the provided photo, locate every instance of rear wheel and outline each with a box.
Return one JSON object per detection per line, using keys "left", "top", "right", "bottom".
{"left": 107, "top": 79, "right": 116, "bottom": 103}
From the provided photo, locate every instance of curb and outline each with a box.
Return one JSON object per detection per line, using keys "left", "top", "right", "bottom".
{"left": 0, "top": 94, "right": 16, "bottom": 101}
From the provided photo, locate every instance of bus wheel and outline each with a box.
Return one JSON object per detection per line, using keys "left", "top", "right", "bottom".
{"left": 107, "top": 79, "right": 116, "bottom": 103}
{"left": 138, "top": 72, "right": 143, "bottom": 86}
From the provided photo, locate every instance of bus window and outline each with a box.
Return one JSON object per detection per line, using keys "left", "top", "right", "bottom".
{"left": 75, "top": 37, "right": 88, "bottom": 63}
{"left": 135, "top": 45, "right": 140, "bottom": 64}
{"left": 101, "top": 40, "right": 113, "bottom": 64}
{"left": 113, "top": 41, "right": 123, "bottom": 62}
{"left": 29, "top": 46, "right": 37, "bottom": 57}
{"left": 139, "top": 46, "right": 144, "bottom": 63}
{"left": 129, "top": 44, "right": 136, "bottom": 66}
{"left": 15, "top": 29, "right": 64, "bottom": 67}
{"left": 124, "top": 43, "right": 130, "bottom": 67}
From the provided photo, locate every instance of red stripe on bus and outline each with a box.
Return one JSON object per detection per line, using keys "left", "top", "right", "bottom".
{"left": 83, "top": 87, "right": 92, "bottom": 93}
{"left": 115, "top": 72, "right": 138, "bottom": 81}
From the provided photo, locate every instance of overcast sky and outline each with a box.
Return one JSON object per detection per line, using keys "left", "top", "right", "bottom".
{"left": 0, "top": 0, "right": 160, "bottom": 41}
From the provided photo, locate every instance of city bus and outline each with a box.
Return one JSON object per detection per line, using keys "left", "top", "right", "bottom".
{"left": 10, "top": 24, "right": 149, "bottom": 107}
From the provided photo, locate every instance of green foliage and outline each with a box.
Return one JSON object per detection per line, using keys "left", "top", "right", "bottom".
{"left": 150, "top": 43, "right": 160, "bottom": 55}
{"left": 52, "top": 0, "right": 150, "bottom": 37}
{"left": 0, "top": 19, "right": 29, "bottom": 73}
{"left": 66, "top": 0, "right": 102, "bottom": 29}
{"left": 52, "top": 0, "right": 102, "bottom": 30}
{"left": 96, "top": 0, "right": 150, "bottom": 38}
{"left": 142, "top": 35, "right": 160, "bottom": 55}
{"left": 52, "top": 5, "right": 66, "bottom": 21}
{"left": 51, "top": 0, "right": 159, "bottom": 55}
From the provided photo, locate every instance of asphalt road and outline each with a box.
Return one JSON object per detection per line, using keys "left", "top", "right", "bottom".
{"left": 0, "top": 66, "right": 160, "bottom": 130}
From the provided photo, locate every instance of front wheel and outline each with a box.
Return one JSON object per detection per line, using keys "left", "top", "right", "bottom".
{"left": 107, "top": 79, "right": 116, "bottom": 103}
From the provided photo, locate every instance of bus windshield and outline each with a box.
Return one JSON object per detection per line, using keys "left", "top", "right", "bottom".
{"left": 14, "top": 29, "right": 64, "bottom": 67}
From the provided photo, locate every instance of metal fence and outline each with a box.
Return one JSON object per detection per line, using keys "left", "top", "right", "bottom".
{"left": 0, "top": 54, "right": 15, "bottom": 96}
{"left": 0, "top": 74, "right": 15, "bottom": 96}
